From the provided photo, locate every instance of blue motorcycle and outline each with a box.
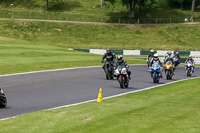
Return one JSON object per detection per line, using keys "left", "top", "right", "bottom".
{"left": 151, "top": 63, "right": 161, "bottom": 83}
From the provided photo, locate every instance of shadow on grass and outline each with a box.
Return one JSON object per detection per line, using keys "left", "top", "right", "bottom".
{"left": 47, "top": 1, "right": 82, "bottom": 11}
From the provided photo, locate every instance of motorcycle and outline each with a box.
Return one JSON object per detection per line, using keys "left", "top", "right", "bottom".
{"left": 151, "top": 62, "right": 161, "bottom": 83}
{"left": 173, "top": 56, "right": 179, "bottom": 67}
{"left": 185, "top": 61, "right": 194, "bottom": 76}
{"left": 164, "top": 60, "right": 174, "bottom": 80}
{"left": 0, "top": 88, "right": 7, "bottom": 108}
{"left": 115, "top": 65, "right": 129, "bottom": 88}
{"left": 102, "top": 61, "right": 114, "bottom": 80}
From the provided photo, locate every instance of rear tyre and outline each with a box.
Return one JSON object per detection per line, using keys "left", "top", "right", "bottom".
{"left": 125, "top": 80, "right": 129, "bottom": 88}
{"left": 110, "top": 75, "right": 113, "bottom": 79}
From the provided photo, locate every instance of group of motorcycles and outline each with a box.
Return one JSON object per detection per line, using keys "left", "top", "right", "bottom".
{"left": 102, "top": 61, "right": 129, "bottom": 89}
{"left": 147, "top": 56, "right": 195, "bottom": 83}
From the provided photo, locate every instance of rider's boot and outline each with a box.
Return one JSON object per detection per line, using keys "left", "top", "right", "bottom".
{"left": 128, "top": 71, "right": 131, "bottom": 80}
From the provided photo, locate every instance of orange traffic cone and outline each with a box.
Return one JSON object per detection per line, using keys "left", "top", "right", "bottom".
{"left": 97, "top": 88, "right": 103, "bottom": 102}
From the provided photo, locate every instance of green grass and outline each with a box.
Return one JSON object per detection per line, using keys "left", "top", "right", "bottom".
{"left": 1, "top": 77, "right": 200, "bottom": 133}
{"left": 0, "top": 37, "right": 145, "bottom": 75}
{"left": 0, "top": 0, "right": 200, "bottom": 23}
{"left": 1, "top": 20, "right": 200, "bottom": 51}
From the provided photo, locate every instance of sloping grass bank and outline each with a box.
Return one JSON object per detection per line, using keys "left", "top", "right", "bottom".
{"left": 0, "top": 77, "right": 199, "bottom": 132}
{"left": 1, "top": 20, "right": 200, "bottom": 51}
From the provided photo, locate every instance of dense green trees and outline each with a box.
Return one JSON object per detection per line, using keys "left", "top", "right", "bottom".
{"left": 106, "top": 0, "right": 158, "bottom": 18}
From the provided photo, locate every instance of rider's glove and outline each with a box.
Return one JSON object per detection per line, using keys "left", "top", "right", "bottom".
{"left": 101, "top": 60, "right": 104, "bottom": 63}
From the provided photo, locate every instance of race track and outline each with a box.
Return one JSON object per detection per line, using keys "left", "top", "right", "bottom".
{"left": 0, "top": 65, "right": 199, "bottom": 120}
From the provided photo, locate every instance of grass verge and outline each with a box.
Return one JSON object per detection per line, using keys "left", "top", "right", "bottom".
{"left": 0, "top": 77, "right": 200, "bottom": 133}
{"left": 0, "top": 39, "right": 145, "bottom": 75}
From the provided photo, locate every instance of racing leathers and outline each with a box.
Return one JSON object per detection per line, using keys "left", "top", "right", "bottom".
{"left": 101, "top": 52, "right": 116, "bottom": 72}
{"left": 173, "top": 54, "right": 181, "bottom": 65}
{"left": 147, "top": 53, "right": 154, "bottom": 61}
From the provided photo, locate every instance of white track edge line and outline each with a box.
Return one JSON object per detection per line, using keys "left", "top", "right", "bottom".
{"left": 0, "top": 64, "right": 145, "bottom": 77}
{"left": 1, "top": 76, "right": 199, "bottom": 121}
{"left": 45, "top": 76, "right": 200, "bottom": 111}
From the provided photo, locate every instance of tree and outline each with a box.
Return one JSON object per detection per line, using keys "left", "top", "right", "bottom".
{"left": 167, "top": 0, "right": 184, "bottom": 9}
{"left": 47, "top": 0, "right": 49, "bottom": 10}
{"left": 190, "top": 0, "right": 195, "bottom": 22}
{"left": 106, "top": 0, "right": 157, "bottom": 18}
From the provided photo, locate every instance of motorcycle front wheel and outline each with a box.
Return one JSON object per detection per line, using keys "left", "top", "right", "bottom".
{"left": 119, "top": 76, "right": 124, "bottom": 88}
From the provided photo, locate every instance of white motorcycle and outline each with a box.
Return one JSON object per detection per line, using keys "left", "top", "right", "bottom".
{"left": 114, "top": 65, "right": 129, "bottom": 88}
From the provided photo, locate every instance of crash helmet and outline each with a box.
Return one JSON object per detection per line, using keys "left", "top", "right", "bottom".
{"left": 167, "top": 50, "right": 172, "bottom": 55}
{"left": 117, "top": 55, "right": 123, "bottom": 62}
{"left": 153, "top": 54, "right": 159, "bottom": 61}
{"left": 176, "top": 52, "right": 179, "bottom": 55}
{"left": 106, "top": 48, "right": 111, "bottom": 54}
{"left": 150, "top": 49, "right": 154, "bottom": 54}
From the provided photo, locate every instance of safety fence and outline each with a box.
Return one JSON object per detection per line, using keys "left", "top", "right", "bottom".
{"left": 1, "top": 10, "right": 199, "bottom": 24}
{"left": 71, "top": 49, "right": 200, "bottom": 64}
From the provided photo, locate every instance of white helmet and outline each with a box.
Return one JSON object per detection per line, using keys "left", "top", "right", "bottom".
{"left": 154, "top": 54, "right": 159, "bottom": 61}
{"left": 117, "top": 55, "right": 123, "bottom": 62}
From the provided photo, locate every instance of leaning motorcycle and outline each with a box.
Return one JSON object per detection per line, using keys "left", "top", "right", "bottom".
{"left": 173, "top": 56, "right": 179, "bottom": 67}
{"left": 151, "top": 62, "right": 161, "bottom": 83}
{"left": 0, "top": 88, "right": 7, "bottom": 108}
{"left": 115, "top": 65, "right": 129, "bottom": 88}
{"left": 185, "top": 61, "right": 194, "bottom": 76}
{"left": 102, "top": 61, "right": 114, "bottom": 80}
{"left": 164, "top": 60, "right": 174, "bottom": 80}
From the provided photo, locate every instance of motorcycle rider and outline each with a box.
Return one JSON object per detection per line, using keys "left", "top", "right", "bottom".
{"left": 185, "top": 55, "right": 195, "bottom": 72}
{"left": 173, "top": 52, "right": 181, "bottom": 65}
{"left": 147, "top": 49, "right": 155, "bottom": 61}
{"left": 149, "top": 54, "right": 163, "bottom": 78}
{"left": 101, "top": 48, "right": 116, "bottom": 72}
{"left": 164, "top": 50, "right": 176, "bottom": 73}
{"left": 164, "top": 50, "right": 173, "bottom": 64}
{"left": 116, "top": 55, "right": 131, "bottom": 79}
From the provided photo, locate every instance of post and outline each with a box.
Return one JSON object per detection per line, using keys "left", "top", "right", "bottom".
{"left": 138, "top": 18, "right": 139, "bottom": 25}
{"left": 156, "top": 18, "right": 157, "bottom": 25}
{"left": 119, "top": 18, "right": 120, "bottom": 24}
{"left": 29, "top": 12, "right": 31, "bottom": 19}
{"left": 170, "top": 18, "right": 171, "bottom": 25}
{"left": 11, "top": 4, "right": 14, "bottom": 20}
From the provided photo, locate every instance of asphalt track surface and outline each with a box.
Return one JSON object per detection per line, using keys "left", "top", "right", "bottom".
{"left": 0, "top": 65, "right": 199, "bottom": 120}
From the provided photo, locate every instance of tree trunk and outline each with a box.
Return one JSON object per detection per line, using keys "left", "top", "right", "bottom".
{"left": 128, "top": 0, "right": 136, "bottom": 18}
{"left": 190, "top": 0, "right": 195, "bottom": 22}
{"left": 100, "top": 0, "right": 104, "bottom": 8}
{"left": 181, "top": 2, "right": 183, "bottom": 10}
{"left": 47, "top": 0, "right": 49, "bottom": 10}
